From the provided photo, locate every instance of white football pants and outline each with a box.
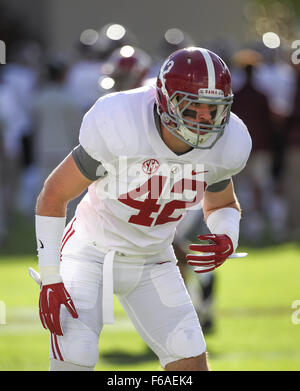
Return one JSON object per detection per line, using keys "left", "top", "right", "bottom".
{"left": 50, "top": 229, "right": 206, "bottom": 370}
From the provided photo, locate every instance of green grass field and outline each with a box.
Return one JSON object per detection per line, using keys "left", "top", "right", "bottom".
{"left": 1, "top": 237, "right": 300, "bottom": 371}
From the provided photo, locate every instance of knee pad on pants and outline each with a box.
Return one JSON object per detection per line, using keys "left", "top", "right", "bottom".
{"left": 166, "top": 314, "right": 206, "bottom": 360}
{"left": 50, "top": 319, "right": 99, "bottom": 367}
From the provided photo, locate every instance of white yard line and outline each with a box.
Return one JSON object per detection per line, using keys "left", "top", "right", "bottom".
{"left": 0, "top": 307, "right": 135, "bottom": 335}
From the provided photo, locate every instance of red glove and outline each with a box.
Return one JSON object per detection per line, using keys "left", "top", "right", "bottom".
{"left": 39, "top": 283, "right": 78, "bottom": 336}
{"left": 186, "top": 234, "right": 234, "bottom": 273}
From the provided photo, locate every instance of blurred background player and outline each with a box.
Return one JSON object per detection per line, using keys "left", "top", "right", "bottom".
{"left": 93, "top": 23, "right": 138, "bottom": 61}
{"left": 1, "top": 40, "right": 41, "bottom": 218}
{"left": 0, "top": 66, "right": 21, "bottom": 243}
{"left": 100, "top": 45, "right": 151, "bottom": 92}
{"left": 283, "top": 60, "right": 300, "bottom": 240}
{"left": 66, "top": 41, "right": 105, "bottom": 114}
{"left": 250, "top": 45, "right": 295, "bottom": 243}
{"left": 31, "top": 58, "right": 83, "bottom": 222}
{"left": 231, "top": 49, "right": 275, "bottom": 242}
{"left": 173, "top": 209, "right": 216, "bottom": 334}
{"left": 67, "top": 23, "right": 139, "bottom": 113}
{"left": 231, "top": 47, "right": 293, "bottom": 243}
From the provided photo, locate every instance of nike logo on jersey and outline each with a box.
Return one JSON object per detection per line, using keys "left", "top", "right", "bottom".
{"left": 38, "top": 239, "right": 44, "bottom": 249}
{"left": 191, "top": 170, "right": 209, "bottom": 175}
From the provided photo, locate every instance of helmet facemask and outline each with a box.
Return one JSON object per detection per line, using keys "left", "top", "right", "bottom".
{"left": 159, "top": 90, "right": 233, "bottom": 149}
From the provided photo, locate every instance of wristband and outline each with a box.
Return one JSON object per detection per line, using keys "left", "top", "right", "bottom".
{"left": 35, "top": 215, "right": 66, "bottom": 268}
{"left": 39, "top": 266, "right": 62, "bottom": 285}
{"left": 206, "top": 207, "right": 240, "bottom": 251}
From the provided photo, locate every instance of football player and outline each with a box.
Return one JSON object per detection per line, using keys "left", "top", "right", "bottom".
{"left": 100, "top": 45, "right": 151, "bottom": 92}
{"left": 30, "top": 47, "right": 252, "bottom": 371}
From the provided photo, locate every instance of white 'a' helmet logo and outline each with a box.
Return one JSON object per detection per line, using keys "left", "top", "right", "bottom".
{"left": 159, "top": 60, "right": 174, "bottom": 98}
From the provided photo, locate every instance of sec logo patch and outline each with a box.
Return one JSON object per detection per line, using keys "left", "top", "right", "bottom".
{"left": 142, "top": 159, "right": 160, "bottom": 175}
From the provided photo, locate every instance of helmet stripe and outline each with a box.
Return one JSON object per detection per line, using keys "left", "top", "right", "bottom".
{"left": 200, "top": 49, "right": 216, "bottom": 89}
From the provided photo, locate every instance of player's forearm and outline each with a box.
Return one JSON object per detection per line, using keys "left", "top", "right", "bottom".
{"left": 36, "top": 185, "right": 68, "bottom": 217}
{"left": 203, "top": 199, "right": 240, "bottom": 222}
{"left": 202, "top": 179, "right": 241, "bottom": 222}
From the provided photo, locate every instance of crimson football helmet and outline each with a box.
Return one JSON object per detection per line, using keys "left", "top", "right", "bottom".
{"left": 156, "top": 47, "right": 234, "bottom": 149}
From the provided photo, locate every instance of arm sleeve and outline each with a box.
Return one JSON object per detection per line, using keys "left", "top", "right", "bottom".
{"left": 72, "top": 144, "right": 107, "bottom": 181}
{"left": 206, "top": 179, "right": 231, "bottom": 192}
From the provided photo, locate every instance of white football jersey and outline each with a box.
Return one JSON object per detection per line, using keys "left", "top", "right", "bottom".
{"left": 74, "top": 85, "right": 252, "bottom": 256}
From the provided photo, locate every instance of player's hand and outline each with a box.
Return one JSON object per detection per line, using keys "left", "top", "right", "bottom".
{"left": 39, "top": 282, "right": 78, "bottom": 336}
{"left": 29, "top": 268, "right": 78, "bottom": 335}
{"left": 186, "top": 234, "right": 234, "bottom": 273}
